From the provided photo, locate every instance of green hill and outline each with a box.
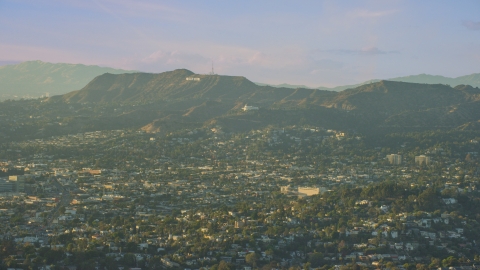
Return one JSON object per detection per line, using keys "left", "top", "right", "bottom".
{"left": 45, "top": 69, "right": 480, "bottom": 135}
{"left": 55, "top": 69, "right": 337, "bottom": 107}
{"left": 59, "top": 69, "right": 259, "bottom": 103}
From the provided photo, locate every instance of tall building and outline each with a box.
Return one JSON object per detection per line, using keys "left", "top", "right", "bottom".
{"left": 386, "top": 154, "right": 402, "bottom": 165}
{"left": 415, "top": 155, "right": 431, "bottom": 166}
{"left": 0, "top": 178, "right": 14, "bottom": 192}
{"left": 8, "top": 175, "right": 25, "bottom": 192}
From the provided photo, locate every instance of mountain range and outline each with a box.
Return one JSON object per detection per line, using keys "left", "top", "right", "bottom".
{"left": 1, "top": 61, "right": 480, "bottom": 140}
{"left": 326, "top": 74, "right": 480, "bottom": 92}
{"left": 1, "top": 61, "right": 480, "bottom": 100}
{"left": 261, "top": 74, "right": 480, "bottom": 91}
{"left": 0, "top": 60, "right": 135, "bottom": 99}
{"left": 43, "top": 69, "right": 480, "bottom": 136}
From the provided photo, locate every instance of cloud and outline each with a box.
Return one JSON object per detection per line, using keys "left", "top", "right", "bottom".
{"left": 463, "top": 21, "right": 480, "bottom": 31}
{"left": 326, "top": 46, "right": 399, "bottom": 56}
{"left": 247, "top": 52, "right": 268, "bottom": 64}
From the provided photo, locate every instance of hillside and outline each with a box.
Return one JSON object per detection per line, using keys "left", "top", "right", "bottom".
{"left": 322, "top": 81, "right": 480, "bottom": 112}
{"left": 55, "top": 69, "right": 336, "bottom": 107}
{"left": 43, "top": 70, "right": 480, "bottom": 135}
{"left": 254, "top": 82, "right": 313, "bottom": 89}
{"left": 59, "top": 69, "right": 259, "bottom": 103}
{"left": 315, "top": 73, "right": 480, "bottom": 92}
{"left": 0, "top": 60, "right": 135, "bottom": 99}
{"left": 3, "top": 61, "right": 478, "bottom": 102}
{"left": 0, "top": 71, "right": 477, "bottom": 142}
{"left": 389, "top": 73, "right": 480, "bottom": 88}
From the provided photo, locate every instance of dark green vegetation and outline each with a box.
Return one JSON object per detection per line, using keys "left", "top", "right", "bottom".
{"left": 1, "top": 69, "right": 480, "bottom": 143}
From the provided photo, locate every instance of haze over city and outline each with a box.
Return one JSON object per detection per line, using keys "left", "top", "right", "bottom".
{"left": 1, "top": 0, "right": 479, "bottom": 87}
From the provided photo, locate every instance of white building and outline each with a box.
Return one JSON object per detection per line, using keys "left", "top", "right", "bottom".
{"left": 243, "top": 104, "right": 259, "bottom": 111}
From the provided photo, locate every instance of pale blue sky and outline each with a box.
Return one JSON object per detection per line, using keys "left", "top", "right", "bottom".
{"left": 1, "top": 0, "right": 479, "bottom": 87}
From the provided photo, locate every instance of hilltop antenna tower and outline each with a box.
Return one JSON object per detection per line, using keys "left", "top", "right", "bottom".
{"left": 209, "top": 61, "right": 215, "bottom": 75}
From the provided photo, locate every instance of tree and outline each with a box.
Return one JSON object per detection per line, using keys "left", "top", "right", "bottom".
{"left": 338, "top": 240, "right": 346, "bottom": 252}
{"left": 103, "top": 256, "right": 119, "bottom": 270}
{"left": 246, "top": 252, "right": 258, "bottom": 268}
{"left": 4, "top": 256, "right": 17, "bottom": 268}
{"left": 307, "top": 252, "right": 324, "bottom": 267}
{"left": 429, "top": 257, "right": 441, "bottom": 269}
{"left": 442, "top": 256, "right": 458, "bottom": 267}
{"left": 67, "top": 243, "right": 75, "bottom": 252}
{"left": 0, "top": 239, "right": 16, "bottom": 258}
{"left": 122, "top": 253, "right": 137, "bottom": 267}
{"left": 416, "top": 263, "right": 427, "bottom": 270}
{"left": 416, "top": 187, "right": 439, "bottom": 211}
{"left": 218, "top": 260, "right": 232, "bottom": 270}
{"left": 403, "top": 263, "right": 415, "bottom": 270}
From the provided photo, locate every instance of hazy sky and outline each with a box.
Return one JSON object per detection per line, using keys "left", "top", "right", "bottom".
{"left": 1, "top": 0, "right": 479, "bottom": 87}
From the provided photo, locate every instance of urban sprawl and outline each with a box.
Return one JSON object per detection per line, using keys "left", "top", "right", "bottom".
{"left": 0, "top": 126, "right": 479, "bottom": 270}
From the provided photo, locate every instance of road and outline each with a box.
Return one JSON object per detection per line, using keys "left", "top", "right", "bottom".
{"left": 46, "top": 178, "right": 73, "bottom": 226}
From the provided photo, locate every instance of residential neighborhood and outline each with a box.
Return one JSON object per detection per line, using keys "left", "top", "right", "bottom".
{"left": 0, "top": 126, "right": 479, "bottom": 269}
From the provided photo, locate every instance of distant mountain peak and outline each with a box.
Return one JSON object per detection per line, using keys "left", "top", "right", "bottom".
{"left": 0, "top": 60, "right": 136, "bottom": 99}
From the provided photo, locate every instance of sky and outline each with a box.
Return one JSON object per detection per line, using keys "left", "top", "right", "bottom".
{"left": 1, "top": 0, "right": 479, "bottom": 87}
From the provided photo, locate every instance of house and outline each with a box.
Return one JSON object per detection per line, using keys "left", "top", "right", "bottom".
{"left": 443, "top": 198, "right": 457, "bottom": 204}
{"left": 380, "top": 205, "right": 390, "bottom": 212}
{"left": 243, "top": 105, "right": 259, "bottom": 111}
{"left": 417, "top": 219, "right": 432, "bottom": 228}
